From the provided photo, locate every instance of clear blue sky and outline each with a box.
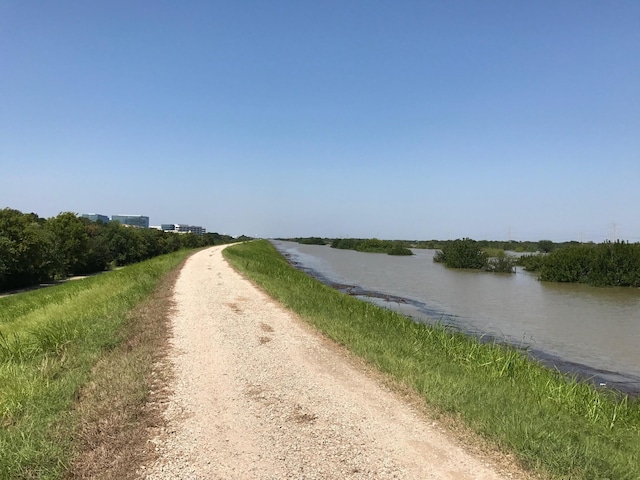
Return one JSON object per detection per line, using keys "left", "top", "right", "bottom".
{"left": 2, "top": 1, "right": 639, "bottom": 241}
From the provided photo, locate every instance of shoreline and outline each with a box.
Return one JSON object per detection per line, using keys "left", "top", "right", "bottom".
{"left": 279, "top": 247, "right": 640, "bottom": 397}
{"left": 143, "top": 245, "right": 521, "bottom": 479}
{"left": 223, "top": 240, "right": 640, "bottom": 479}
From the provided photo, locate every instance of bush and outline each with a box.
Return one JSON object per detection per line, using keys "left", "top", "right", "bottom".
{"left": 518, "top": 254, "right": 546, "bottom": 272}
{"left": 485, "top": 250, "right": 516, "bottom": 273}
{"left": 434, "top": 238, "right": 487, "bottom": 269}
{"left": 387, "top": 243, "right": 413, "bottom": 256}
{"left": 537, "top": 239, "right": 555, "bottom": 253}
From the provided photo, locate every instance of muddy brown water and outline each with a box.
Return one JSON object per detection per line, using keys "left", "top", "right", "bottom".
{"left": 272, "top": 241, "right": 640, "bottom": 395}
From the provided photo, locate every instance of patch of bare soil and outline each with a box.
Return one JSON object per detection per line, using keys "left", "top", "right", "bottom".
{"left": 140, "top": 246, "right": 533, "bottom": 480}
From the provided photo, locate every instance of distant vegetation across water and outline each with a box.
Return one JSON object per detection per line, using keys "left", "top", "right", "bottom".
{"left": 331, "top": 238, "right": 414, "bottom": 256}
{"left": 280, "top": 237, "right": 567, "bottom": 253}
{"left": 277, "top": 237, "right": 414, "bottom": 255}
{"left": 281, "top": 236, "right": 640, "bottom": 287}
{"left": 225, "top": 240, "right": 640, "bottom": 480}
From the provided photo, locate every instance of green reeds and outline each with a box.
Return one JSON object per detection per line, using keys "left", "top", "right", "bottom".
{"left": 0, "top": 250, "right": 191, "bottom": 479}
{"left": 224, "top": 240, "right": 640, "bottom": 480}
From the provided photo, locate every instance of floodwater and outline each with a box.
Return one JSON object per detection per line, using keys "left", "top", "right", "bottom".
{"left": 272, "top": 241, "right": 640, "bottom": 394}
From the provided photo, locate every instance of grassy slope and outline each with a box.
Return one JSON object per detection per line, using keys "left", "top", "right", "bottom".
{"left": 223, "top": 240, "right": 640, "bottom": 480}
{"left": 0, "top": 250, "right": 192, "bottom": 479}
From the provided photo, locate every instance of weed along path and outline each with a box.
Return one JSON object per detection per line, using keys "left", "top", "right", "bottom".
{"left": 142, "top": 245, "right": 523, "bottom": 479}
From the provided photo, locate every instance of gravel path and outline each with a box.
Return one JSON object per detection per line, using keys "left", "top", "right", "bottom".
{"left": 142, "top": 245, "right": 522, "bottom": 479}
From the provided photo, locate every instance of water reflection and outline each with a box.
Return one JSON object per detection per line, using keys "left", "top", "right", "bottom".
{"left": 272, "top": 241, "right": 640, "bottom": 395}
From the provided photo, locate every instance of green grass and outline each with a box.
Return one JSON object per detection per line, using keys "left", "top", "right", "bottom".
{"left": 224, "top": 240, "right": 640, "bottom": 480}
{"left": 0, "top": 250, "right": 192, "bottom": 479}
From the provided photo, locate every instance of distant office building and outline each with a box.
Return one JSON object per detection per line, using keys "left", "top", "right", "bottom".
{"left": 81, "top": 213, "right": 110, "bottom": 223}
{"left": 161, "top": 223, "right": 189, "bottom": 233}
{"left": 188, "top": 225, "right": 206, "bottom": 236}
{"left": 160, "top": 223, "right": 206, "bottom": 236}
{"left": 111, "top": 214, "right": 149, "bottom": 228}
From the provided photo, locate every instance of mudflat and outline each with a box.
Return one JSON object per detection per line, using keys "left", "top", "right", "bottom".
{"left": 142, "top": 245, "right": 523, "bottom": 479}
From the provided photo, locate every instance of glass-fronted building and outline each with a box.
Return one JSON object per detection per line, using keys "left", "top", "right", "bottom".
{"left": 81, "top": 213, "right": 110, "bottom": 223}
{"left": 111, "top": 215, "right": 149, "bottom": 228}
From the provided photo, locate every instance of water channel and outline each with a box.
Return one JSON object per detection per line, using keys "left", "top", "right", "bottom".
{"left": 272, "top": 240, "right": 640, "bottom": 395}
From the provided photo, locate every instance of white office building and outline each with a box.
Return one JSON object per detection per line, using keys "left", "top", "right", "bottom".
{"left": 160, "top": 223, "right": 206, "bottom": 236}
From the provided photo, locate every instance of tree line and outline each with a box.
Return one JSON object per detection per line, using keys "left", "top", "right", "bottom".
{"left": 433, "top": 237, "right": 640, "bottom": 287}
{"left": 415, "top": 238, "right": 559, "bottom": 253}
{"left": 0, "top": 207, "right": 245, "bottom": 292}
{"left": 331, "top": 238, "right": 414, "bottom": 255}
{"left": 284, "top": 237, "right": 563, "bottom": 253}
{"left": 280, "top": 237, "right": 413, "bottom": 255}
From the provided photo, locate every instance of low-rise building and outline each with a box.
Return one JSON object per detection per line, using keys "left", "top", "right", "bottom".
{"left": 160, "top": 223, "right": 206, "bottom": 235}
{"left": 188, "top": 225, "right": 206, "bottom": 236}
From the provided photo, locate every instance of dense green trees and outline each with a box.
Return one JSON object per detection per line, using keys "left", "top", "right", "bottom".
{"left": 0, "top": 209, "right": 55, "bottom": 289}
{"left": 538, "top": 241, "right": 640, "bottom": 287}
{"left": 47, "top": 212, "right": 90, "bottom": 276}
{"left": 434, "top": 238, "right": 640, "bottom": 283}
{"left": 520, "top": 241, "right": 640, "bottom": 287}
{"left": 0, "top": 207, "right": 239, "bottom": 292}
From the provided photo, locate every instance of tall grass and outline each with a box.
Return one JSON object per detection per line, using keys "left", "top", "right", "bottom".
{"left": 0, "top": 250, "right": 191, "bottom": 479}
{"left": 224, "top": 240, "right": 640, "bottom": 480}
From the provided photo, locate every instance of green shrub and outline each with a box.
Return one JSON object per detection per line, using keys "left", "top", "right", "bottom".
{"left": 537, "top": 239, "right": 555, "bottom": 253}
{"left": 387, "top": 243, "right": 413, "bottom": 256}
{"left": 539, "top": 241, "right": 640, "bottom": 286}
{"left": 518, "top": 253, "right": 546, "bottom": 272}
{"left": 434, "top": 238, "right": 487, "bottom": 269}
{"left": 485, "top": 250, "right": 516, "bottom": 273}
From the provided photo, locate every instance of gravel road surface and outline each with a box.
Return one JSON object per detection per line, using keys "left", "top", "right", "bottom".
{"left": 142, "top": 245, "right": 523, "bottom": 479}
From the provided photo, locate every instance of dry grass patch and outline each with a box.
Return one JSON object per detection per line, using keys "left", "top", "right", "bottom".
{"left": 65, "top": 257, "right": 188, "bottom": 479}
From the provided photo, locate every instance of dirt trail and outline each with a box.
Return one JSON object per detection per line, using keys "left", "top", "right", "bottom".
{"left": 141, "top": 245, "right": 524, "bottom": 479}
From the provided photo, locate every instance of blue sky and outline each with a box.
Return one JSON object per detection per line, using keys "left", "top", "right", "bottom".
{"left": 1, "top": 1, "right": 639, "bottom": 241}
